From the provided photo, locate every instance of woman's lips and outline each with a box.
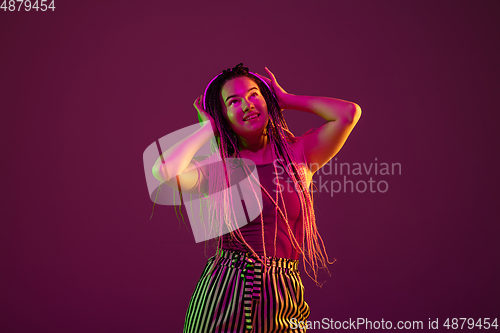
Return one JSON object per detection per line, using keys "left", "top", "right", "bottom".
{"left": 244, "top": 113, "right": 259, "bottom": 121}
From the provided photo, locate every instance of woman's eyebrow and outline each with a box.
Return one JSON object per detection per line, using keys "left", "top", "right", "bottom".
{"left": 224, "top": 87, "right": 258, "bottom": 103}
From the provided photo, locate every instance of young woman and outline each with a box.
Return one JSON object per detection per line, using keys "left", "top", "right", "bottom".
{"left": 152, "top": 64, "right": 361, "bottom": 332}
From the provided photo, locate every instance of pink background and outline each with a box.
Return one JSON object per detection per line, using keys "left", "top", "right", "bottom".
{"left": 1, "top": 0, "right": 499, "bottom": 332}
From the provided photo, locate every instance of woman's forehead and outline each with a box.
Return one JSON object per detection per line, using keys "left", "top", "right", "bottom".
{"left": 221, "top": 76, "right": 260, "bottom": 100}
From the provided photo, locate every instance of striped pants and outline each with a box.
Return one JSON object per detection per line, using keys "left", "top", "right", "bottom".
{"left": 183, "top": 249, "right": 310, "bottom": 333}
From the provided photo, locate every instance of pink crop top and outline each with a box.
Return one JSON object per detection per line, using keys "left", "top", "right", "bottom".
{"left": 220, "top": 161, "right": 304, "bottom": 260}
{"left": 192, "top": 137, "right": 312, "bottom": 260}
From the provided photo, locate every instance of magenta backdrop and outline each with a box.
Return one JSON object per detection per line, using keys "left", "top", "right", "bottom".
{"left": 1, "top": 0, "right": 499, "bottom": 332}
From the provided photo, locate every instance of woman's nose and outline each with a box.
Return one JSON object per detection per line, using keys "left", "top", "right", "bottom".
{"left": 242, "top": 99, "right": 254, "bottom": 111}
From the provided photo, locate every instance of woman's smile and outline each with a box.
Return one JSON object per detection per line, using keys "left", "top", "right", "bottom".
{"left": 244, "top": 113, "right": 260, "bottom": 121}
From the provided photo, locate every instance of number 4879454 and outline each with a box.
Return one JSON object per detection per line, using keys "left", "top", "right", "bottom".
{"left": 1, "top": 0, "right": 56, "bottom": 11}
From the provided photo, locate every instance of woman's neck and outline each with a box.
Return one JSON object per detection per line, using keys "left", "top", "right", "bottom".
{"left": 238, "top": 133, "right": 268, "bottom": 151}
{"left": 236, "top": 134, "right": 273, "bottom": 164}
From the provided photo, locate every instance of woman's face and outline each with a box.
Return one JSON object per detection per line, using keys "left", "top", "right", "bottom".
{"left": 220, "top": 76, "right": 269, "bottom": 139}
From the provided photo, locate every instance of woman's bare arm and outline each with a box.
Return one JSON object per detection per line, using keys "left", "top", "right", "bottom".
{"left": 283, "top": 94, "right": 361, "bottom": 173}
{"left": 256, "top": 67, "right": 361, "bottom": 174}
{"left": 152, "top": 123, "right": 212, "bottom": 192}
{"left": 152, "top": 96, "right": 216, "bottom": 194}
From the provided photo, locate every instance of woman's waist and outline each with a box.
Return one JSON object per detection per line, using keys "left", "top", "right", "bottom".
{"left": 221, "top": 226, "right": 302, "bottom": 260}
{"left": 215, "top": 248, "right": 300, "bottom": 271}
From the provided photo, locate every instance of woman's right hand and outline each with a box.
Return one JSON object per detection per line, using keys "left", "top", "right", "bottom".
{"left": 194, "top": 95, "right": 219, "bottom": 137}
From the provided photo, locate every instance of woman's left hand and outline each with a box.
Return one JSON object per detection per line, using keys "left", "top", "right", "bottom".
{"left": 255, "top": 67, "right": 290, "bottom": 110}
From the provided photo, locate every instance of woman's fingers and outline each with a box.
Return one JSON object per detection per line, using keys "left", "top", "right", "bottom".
{"left": 194, "top": 95, "right": 204, "bottom": 111}
{"left": 194, "top": 96, "right": 206, "bottom": 118}
{"left": 254, "top": 72, "right": 271, "bottom": 85}
{"left": 194, "top": 95, "right": 219, "bottom": 136}
{"left": 264, "top": 67, "right": 277, "bottom": 82}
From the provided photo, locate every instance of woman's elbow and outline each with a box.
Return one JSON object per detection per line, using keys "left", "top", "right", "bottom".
{"left": 152, "top": 163, "right": 171, "bottom": 183}
{"left": 351, "top": 103, "right": 362, "bottom": 124}
{"left": 343, "top": 103, "right": 361, "bottom": 124}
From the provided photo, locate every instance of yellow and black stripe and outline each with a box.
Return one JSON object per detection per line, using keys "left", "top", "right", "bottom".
{"left": 184, "top": 249, "right": 310, "bottom": 332}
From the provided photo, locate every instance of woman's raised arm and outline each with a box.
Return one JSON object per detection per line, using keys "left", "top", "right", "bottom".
{"left": 256, "top": 67, "right": 362, "bottom": 174}
{"left": 151, "top": 96, "right": 216, "bottom": 194}
{"left": 282, "top": 93, "right": 361, "bottom": 174}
